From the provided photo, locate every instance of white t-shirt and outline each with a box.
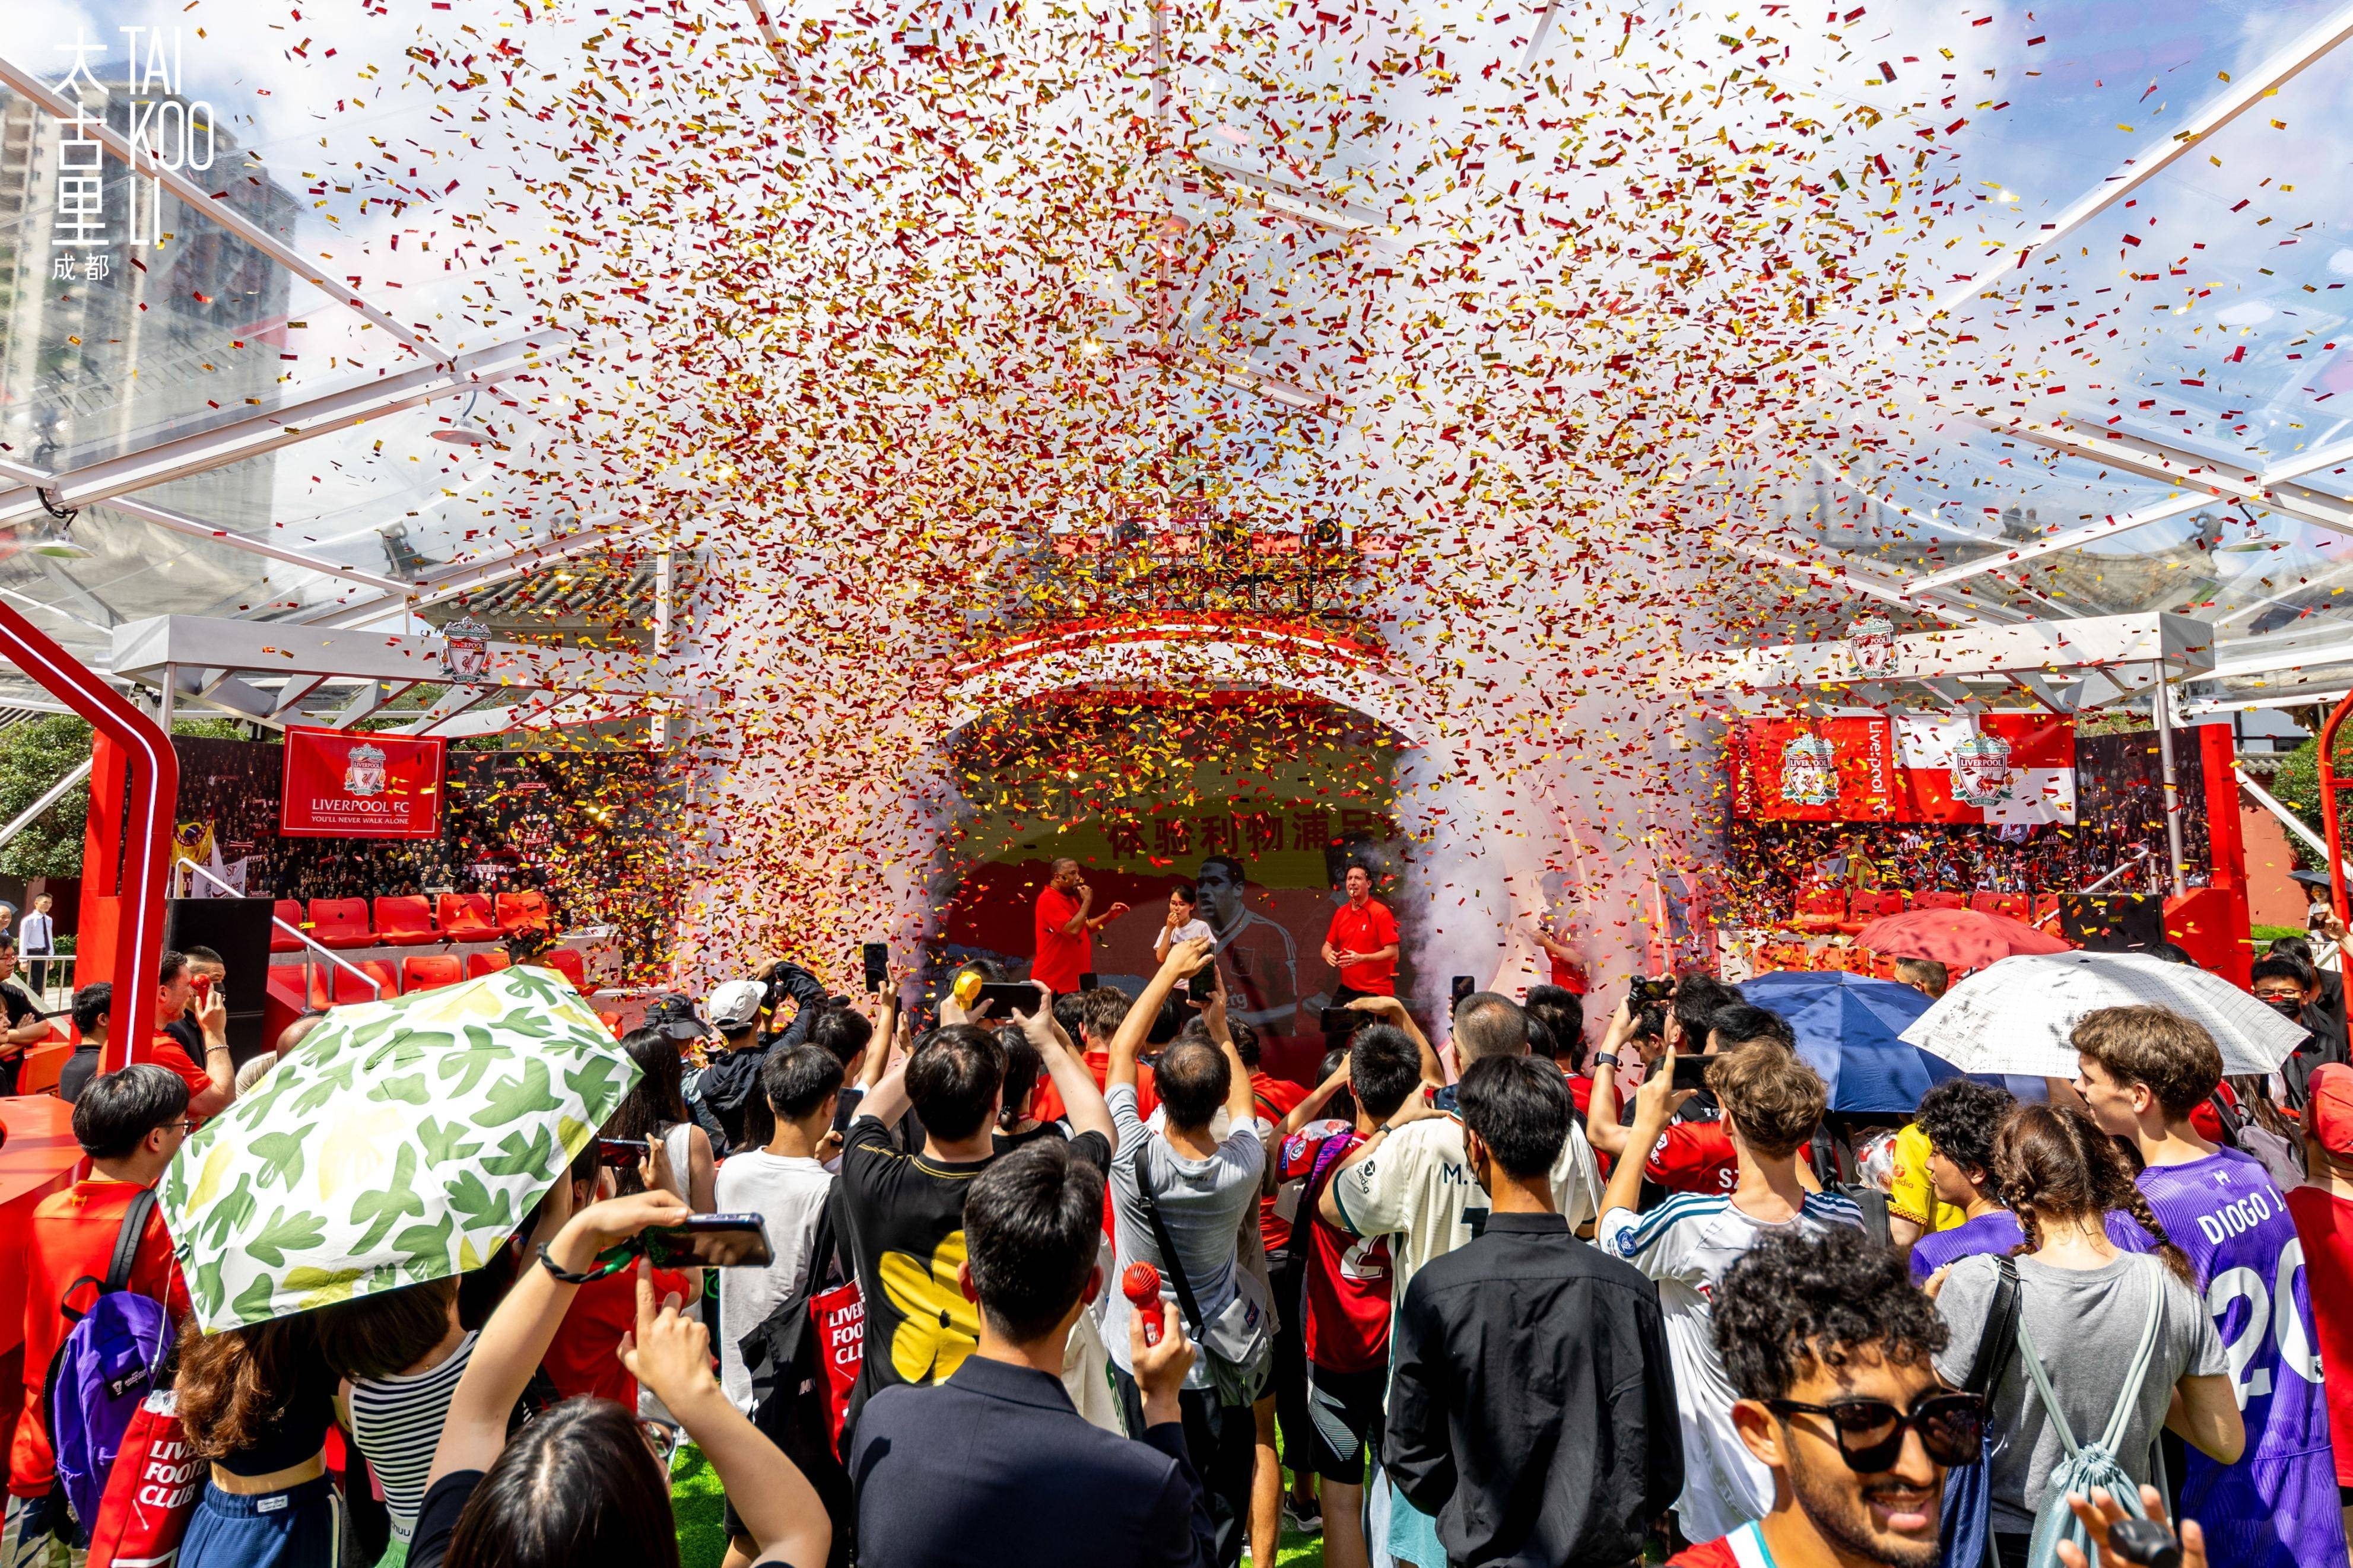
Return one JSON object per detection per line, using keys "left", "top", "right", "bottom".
{"left": 1596, "top": 1191, "right": 1866, "bottom": 1542}
{"left": 713, "top": 1151, "right": 835, "bottom": 1413}
{"left": 1326, "top": 1111, "right": 1602, "bottom": 1345}
{"left": 1157, "top": 917, "right": 1215, "bottom": 956}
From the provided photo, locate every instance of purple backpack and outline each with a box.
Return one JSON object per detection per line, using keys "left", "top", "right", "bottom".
{"left": 45, "top": 1189, "right": 177, "bottom": 1540}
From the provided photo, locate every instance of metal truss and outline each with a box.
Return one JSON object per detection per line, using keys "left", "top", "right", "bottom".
{"left": 1933, "top": 2, "right": 2353, "bottom": 315}
{"left": 0, "top": 50, "right": 446, "bottom": 362}
{"left": 0, "top": 333, "right": 569, "bottom": 530}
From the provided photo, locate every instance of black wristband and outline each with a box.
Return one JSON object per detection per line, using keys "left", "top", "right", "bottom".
{"left": 535, "top": 1241, "right": 604, "bottom": 1284}
{"left": 1593, "top": 1052, "right": 1620, "bottom": 1068}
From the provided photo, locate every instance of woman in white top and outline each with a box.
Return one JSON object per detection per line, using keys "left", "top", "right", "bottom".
{"left": 1154, "top": 883, "right": 1217, "bottom": 965}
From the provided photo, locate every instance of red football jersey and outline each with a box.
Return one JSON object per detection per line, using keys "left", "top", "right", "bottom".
{"left": 1279, "top": 1123, "right": 1392, "bottom": 1373}
{"left": 1644, "top": 1119, "right": 1738, "bottom": 1195}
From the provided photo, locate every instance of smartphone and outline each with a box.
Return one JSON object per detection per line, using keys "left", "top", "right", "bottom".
{"left": 1079, "top": 971, "right": 1099, "bottom": 993}
{"left": 1628, "top": 976, "right": 1676, "bottom": 1006}
{"left": 1185, "top": 972, "right": 1218, "bottom": 1004}
{"left": 861, "top": 942, "right": 888, "bottom": 994}
{"left": 976, "top": 981, "right": 1043, "bottom": 1018}
{"left": 1319, "top": 1006, "right": 1364, "bottom": 1035}
{"left": 1671, "top": 1055, "right": 1713, "bottom": 1093}
{"left": 1450, "top": 974, "right": 1475, "bottom": 1007}
{"left": 598, "top": 1137, "right": 650, "bottom": 1168}
{"left": 639, "top": 1214, "right": 776, "bottom": 1269}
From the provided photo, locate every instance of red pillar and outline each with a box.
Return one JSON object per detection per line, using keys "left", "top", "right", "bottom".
{"left": 0, "top": 608, "right": 177, "bottom": 1068}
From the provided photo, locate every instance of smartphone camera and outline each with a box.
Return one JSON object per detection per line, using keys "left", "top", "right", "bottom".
{"left": 1627, "top": 976, "right": 1676, "bottom": 1006}
{"left": 862, "top": 942, "right": 888, "bottom": 994}
{"left": 1449, "top": 975, "right": 1475, "bottom": 1007}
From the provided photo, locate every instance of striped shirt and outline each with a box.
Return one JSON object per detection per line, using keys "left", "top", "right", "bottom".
{"left": 350, "top": 1331, "right": 477, "bottom": 1543}
{"left": 1597, "top": 1191, "right": 1864, "bottom": 1544}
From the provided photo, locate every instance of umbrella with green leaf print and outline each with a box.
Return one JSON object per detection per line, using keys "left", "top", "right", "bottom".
{"left": 160, "top": 965, "right": 640, "bottom": 1332}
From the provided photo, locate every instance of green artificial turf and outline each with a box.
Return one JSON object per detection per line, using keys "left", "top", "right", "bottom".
{"left": 671, "top": 1445, "right": 1328, "bottom": 1566}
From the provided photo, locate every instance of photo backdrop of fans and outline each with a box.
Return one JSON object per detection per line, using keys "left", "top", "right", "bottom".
{"left": 939, "top": 692, "right": 1413, "bottom": 1083}
{"left": 1726, "top": 719, "right": 2217, "bottom": 925}
{"left": 161, "top": 735, "right": 681, "bottom": 976}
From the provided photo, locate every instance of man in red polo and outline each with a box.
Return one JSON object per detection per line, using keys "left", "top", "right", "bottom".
{"left": 1321, "top": 864, "right": 1399, "bottom": 1007}
{"left": 148, "top": 949, "right": 236, "bottom": 1119}
{"left": 1031, "top": 858, "right": 1128, "bottom": 995}
{"left": 5, "top": 1066, "right": 192, "bottom": 1559}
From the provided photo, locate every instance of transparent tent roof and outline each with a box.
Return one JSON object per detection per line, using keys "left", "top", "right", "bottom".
{"left": 1, "top": 0, "right": 2351, "bottom": 726}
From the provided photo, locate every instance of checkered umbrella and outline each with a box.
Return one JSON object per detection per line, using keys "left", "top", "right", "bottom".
{"left": 1897, "top": 950, "right": 2303, "bottom": 1080}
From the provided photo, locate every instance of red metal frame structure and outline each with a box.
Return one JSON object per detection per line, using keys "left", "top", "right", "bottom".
{"left": 0, "top": 604, "right": 178, "bottom": 1070}
{"left": 2322, "top": 691, "right": 2353, "bottom": 1036}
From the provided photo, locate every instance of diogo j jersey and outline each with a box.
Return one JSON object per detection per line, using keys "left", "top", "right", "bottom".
{"left": 2136, "top": 1151, "right": 2345, "bottom": 1568}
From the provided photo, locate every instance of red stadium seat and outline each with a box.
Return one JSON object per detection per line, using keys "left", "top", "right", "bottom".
{"left": 19, "top": 1041, "right": 71, "bottom": 1096}
{"left": 536, "top": 947, "right": 588, "bottom": 991}
{"left": 1837, "top": 889, "right": 1904, "bottom": 936}
{"left": 466, "top": 950, "right": 513, "bottom": 979}
{"left": 437, "top": 893, "right": 499, "bottom": 943}
{"left": 402, "top": 954, "right": 465, "bottom": 991}
{"left": 271, "top": 899, "right": 305, "bottom": 953}
{"left": 1971, "top": 892, "right": 2031, "bottom": 923}
{"left": 1912, "top": 890, "right": 1968, "bottom": 911}
{"left": 307, "top": 898, "right": 375, "bottom": 950}
{"left": 494, "top": 890, "right": 553, "bottom": 937}
{"left": 373, "top": 896, "right": 440, "bottom": 946}
{"left": 1790, "top": 888, "right": 1847, "bottom": 934}
{"left": 336, "top": 960, "right": 400, "bottom": 1006}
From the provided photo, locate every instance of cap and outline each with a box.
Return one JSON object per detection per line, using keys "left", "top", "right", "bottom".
{"left": 2309, "top": 1063, "right": 2353, "bottom": 1161}
{"left": 706, "top": 979, "right": 766, "bottom": 1032}
{"left": 642, "top": 993, "right": 706, "bottom": 1042}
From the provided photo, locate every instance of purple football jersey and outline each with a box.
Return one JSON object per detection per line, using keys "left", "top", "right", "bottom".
{"left": 2138, "top": 1151, "right": 2344, "bottom": 1568}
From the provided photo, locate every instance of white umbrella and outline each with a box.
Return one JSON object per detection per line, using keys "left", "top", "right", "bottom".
{"left": 1897, "top": 950, "right": 2304, "bottom": 1080}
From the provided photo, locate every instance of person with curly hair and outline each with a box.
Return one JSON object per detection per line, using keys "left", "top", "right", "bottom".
{"left": 1671, "top": 1226, "right": 1967, "bottom": 1568}
{"left": 1925, "top": 1104, "right": 2242, "bottom": 1568}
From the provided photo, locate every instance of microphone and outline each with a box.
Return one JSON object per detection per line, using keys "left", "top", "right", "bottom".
{"left": 1122, "top": 1262, "right": 1165, "bottom": 1346}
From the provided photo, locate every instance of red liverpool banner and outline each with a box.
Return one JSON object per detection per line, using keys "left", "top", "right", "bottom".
{"left": 1896, "top": 713, "right": 2076, "bottom": 824}
{"left": 279, "top": 727, "right": 446, "bottom": 839}
{"left": 1732, "top": 718, "right": 1898, "bottom": 821}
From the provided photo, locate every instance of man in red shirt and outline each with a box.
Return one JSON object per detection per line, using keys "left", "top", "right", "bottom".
{"left": 1585, "top": 974, "right": 1748, "bottom": 1195}
{"left": 1029, "top": 988, "right": 1157, "bottom": 1124}
{"left": 6, "top": 1066, "right": 193, "bottom": 1558}
{"left": 1031, "top": 860, "right": 1127, "bottom": 996}
{"left": 1320, "top": 866, "right": 1399, "bottom": 1011}
{"left": 2287, "top": 1063, "right": 2353, "bottom": 1550}
{"left": 147, "top": 950, "right": 236, "bottom": 1119}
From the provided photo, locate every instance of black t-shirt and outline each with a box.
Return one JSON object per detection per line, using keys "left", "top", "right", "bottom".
{"left": 58, "top": 1045, "right": 103, "bottom": 1104}
{"left": 994, "top": 1121, "right": 1068, "bottom": 1152}
{"left": 834, "top": 1119, "right": 1112, "bottom": 1415}
{"left": 214, "top": 1351, "right": 338, "bottom": 1476}
{"left": 0, "top": 982, "right": 37, "bottom": 1092}
{"left": 409, "top": 1470, "right": 796, "bottom": 1568}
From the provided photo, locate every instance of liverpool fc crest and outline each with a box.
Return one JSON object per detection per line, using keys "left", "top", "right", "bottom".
{"left": 344, "top": 742, "right": 389, "bottom": 798}
{"left": 1779, "top": 734, "right": 1838, "bottom": 806}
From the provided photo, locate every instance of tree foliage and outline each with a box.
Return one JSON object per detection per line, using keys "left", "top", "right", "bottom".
{"left": 0, "top": 715, "right": 252, "bottom": 878}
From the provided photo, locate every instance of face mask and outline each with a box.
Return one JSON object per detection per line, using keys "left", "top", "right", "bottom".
{"left": 2260, "top": 996, "right": 2302, "bottom": 1017}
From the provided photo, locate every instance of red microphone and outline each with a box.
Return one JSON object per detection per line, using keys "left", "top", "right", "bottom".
{"left": 1122, "top": 1262, "right": 1166, "bottom": 1346}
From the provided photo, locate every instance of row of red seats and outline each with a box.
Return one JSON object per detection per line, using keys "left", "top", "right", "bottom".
{"left": 269, "top": 891, "right": 553, "bottom": 954}
{"left": 1785, "top": 888, "right": 2057, "bottom": 936}
{"left": 272, "top": 946, "right": 587, "bottom": 1006}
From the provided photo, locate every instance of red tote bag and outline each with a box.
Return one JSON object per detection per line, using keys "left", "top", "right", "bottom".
{"left": 810, "top": 1279, "right": 864, "bottom": 1458}
{"left": 85, "top": 1390, "right": 202, "bottom": 1568}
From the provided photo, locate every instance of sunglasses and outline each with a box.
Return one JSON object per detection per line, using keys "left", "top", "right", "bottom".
{"left": 1765, "top": 1392, "right": 1987, "bottom": 1472}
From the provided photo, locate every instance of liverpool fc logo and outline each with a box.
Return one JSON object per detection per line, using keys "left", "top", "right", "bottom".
{"left": 344, "top": 742, "right": 389, "bottom": 798}
{"left": 1951, "top": 731, "right": 2014, "bottom": 808}
{"left": 1779, "top": 734, "right": 1838, "bottom": 806}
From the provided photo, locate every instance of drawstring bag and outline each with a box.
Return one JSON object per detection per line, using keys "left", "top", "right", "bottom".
{"left": 2014, "top": 1257, "right": 2167, "bottom": 1568}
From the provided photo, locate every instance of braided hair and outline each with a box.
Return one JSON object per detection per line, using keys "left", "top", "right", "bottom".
{"left": 1992, "top": 1102, "right": 2195, "bottom": 1287}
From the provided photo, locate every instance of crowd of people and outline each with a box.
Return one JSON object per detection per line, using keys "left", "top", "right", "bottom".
{"left": 0, "top": 866, "right": 2347, "bottom": 1568}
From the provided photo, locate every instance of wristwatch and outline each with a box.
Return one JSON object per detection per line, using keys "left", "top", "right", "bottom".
{"left": 1592, "top": 1052, "right": 1620, "bottom": 1068}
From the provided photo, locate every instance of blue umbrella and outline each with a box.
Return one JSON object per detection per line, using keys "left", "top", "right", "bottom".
{"left": 1737, "top": 971, "right": 1962, "bottom": 1114}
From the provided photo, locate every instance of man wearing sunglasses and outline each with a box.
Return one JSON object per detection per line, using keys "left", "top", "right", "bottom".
{"left": 1671, "top": 1227, "right": 1976, "bottom": 1568}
